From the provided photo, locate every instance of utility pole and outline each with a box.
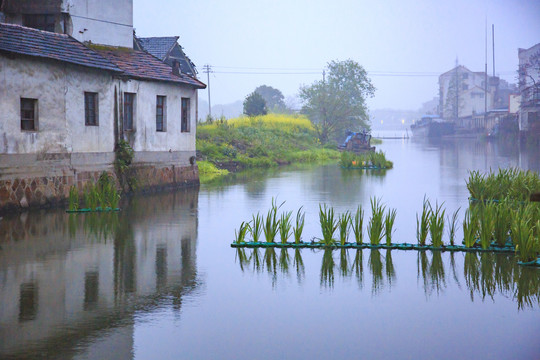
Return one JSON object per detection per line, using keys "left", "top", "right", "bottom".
{"left": 203, "top": 64, "right": 212, "bottom": 120}
{"left": 322, "top": 69, "right": 326, "bottom": 83}
{"left": 484, "top": 20, "right": 488, "bottom": 129}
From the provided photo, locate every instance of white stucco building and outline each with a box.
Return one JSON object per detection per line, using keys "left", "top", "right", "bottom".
{"left": 0, "top": 0, "right": 205, "bottom": 212}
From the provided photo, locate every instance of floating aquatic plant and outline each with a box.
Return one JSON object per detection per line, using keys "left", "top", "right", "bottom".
{"left": 293, "top": 207, "right": 305, "bottom": 244}
{"left": 429, "top": 201, "right": 445, "bottom": 248}
{"left": 338, "top": 211, "right": 351, "bottom": 245}
{"left": 512, "top": 206, "right": 540, "bottom": 262}
{"left": 478, "top": 202, "right": 496, "bottom": 249}
{"left": 416, "top": 196, "right": 430, "bottom": 246}
{"left": 319, "top": 204, "right": 338, "bottom": 245}
{"left": 448, "top": 208, "right": 460, "bottom": 246}
{"left": 352, "top": 205, "right": 364, "bottom": 244}
{"left": 68, "top": 186, "right": 79, "bottom": 211}
{"left": 251, "top": 213, "right": 263, "bottom": 243}
{"left": 463, "top": 207, "right": 479, "bottom": 248}
{"left": 384, "top": 208, "right": 397, "bottom": 246}
{"left": 493, "top": 200, "right": 512, "bottom": 247}
{"left": 235, "top": 221, "right": 251, "bottom": 244}
{"left": 263, "top": 198, "right": 282, "bottom": 243}
{"left": 278, "top": 211, "right": 293, "bottom": 244}
{"left": 368, "top": 197, "right": 386, "bottom": 245}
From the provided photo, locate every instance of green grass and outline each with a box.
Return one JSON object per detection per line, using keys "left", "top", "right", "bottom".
{"left": 493, "top": 200, "right": 512, "bottom": 247}
{"left": 278, "top": 211, "right": 293, "bottom": 244}
{"left": 263, "top": 199, "right": 283, "bottom": 243}
{"left": 235, "top": 221, "right": 251, "bottom": 244}
{"left": 512, "top": 205, "right": 540, "bottom": 262}
{"left": 463, "top": 207, "right": 479, "bottom": 248}
{"left": 251, "top": 213, "right": 263, "bottom": 243}
{"left": 197, "top": 114, "right": 340, "bottom": 169}
{"left": 68, "top": 186, "right": 79, "bottom": 211}
{"left": 478, "top": 202, "right": 496, "bottom": 249}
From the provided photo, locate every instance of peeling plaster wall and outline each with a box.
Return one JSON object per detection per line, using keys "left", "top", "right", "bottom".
{"left": 64, "top": 0, "right": 133, "bottom": 48}
{"left": 119, "top": 80, "right": 197, "bottom": 153}
{"left": 0, "top": 56, "right": 114, "bottom": 155}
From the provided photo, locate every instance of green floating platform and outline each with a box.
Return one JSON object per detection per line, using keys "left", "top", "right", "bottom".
{"left": 517, "top": 258, "right": 540, "bottom": 267}
{"left": 66, "top": 207, "right": 121, "bottom": 213}
{"left": 231, "top": 241, "right": 515, "bottom": 253}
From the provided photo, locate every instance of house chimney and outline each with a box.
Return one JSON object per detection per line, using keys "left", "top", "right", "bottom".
{"left": 172, "top": 60, "right": 180, "bottom": 76}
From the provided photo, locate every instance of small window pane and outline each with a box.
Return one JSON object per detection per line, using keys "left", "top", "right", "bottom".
{"left": 21, "top": 98, "right": 37, "bottom": 131}
{"left": 181, "top": 98, "right": 190, "bottom": 133}
{"left": 85, "top": 92, "right": 98, "bottom": 126}
{"left": 156, "top": 96, "right": 166, "bottom": 132}
{"left": 124, "top": 93, "right": 135, "bottom": 131}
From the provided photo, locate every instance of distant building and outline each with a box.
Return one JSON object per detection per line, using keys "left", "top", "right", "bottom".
{"left": 439, "top": 64, "right": 516, "bottom": 133}
{"left": 136, "top": 36, "right": 197, "bottom": 77}
{"left": 0, "top": 0, "right": 206, "bottom": 212}
{"left": 517, "top": 43, "right": 540, "bottom": 134}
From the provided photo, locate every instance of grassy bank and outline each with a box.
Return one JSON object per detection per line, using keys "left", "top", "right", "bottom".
{"left": 197, "top": 114, "right": 340, "bottom": 170}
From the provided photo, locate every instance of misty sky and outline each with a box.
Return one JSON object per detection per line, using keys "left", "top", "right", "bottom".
{"left": 134, "top": 0, "right": 540, "bottom": 111}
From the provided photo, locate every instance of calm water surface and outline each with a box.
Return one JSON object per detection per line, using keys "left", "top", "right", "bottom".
{"left": 1, "top": 138, "right": 539, "bottom": 359}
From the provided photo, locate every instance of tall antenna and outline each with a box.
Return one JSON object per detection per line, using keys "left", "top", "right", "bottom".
{"left": 492, "top": 24, "right": 495, "bottom": 77}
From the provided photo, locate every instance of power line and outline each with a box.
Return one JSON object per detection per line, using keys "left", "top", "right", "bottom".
{"left": 202, "top": 64, "right": 213, "bottom": 118}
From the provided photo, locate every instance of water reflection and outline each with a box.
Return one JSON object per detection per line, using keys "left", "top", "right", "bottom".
{"left": 235, "top": 248, "right": 540, "bottom": 309}
{"left": 0, "top": 188, "right": 201, "bottom": 359}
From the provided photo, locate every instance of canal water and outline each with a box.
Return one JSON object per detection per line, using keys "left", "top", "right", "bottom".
{"left": 1, "top": 138, "right": 539, "bottom": 359}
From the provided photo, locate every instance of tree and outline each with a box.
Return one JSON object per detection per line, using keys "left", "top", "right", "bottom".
{"left": 243, "top": 92, "right": 268, "bottom": 116}
{"left": 443, "top": 67, "right": 462, "bottom": 120}
{"left": 254, "top": 85, "right": 287, "bottom": 112}
{"left": 299, "top": 59, "right": 375, "bottom": 144}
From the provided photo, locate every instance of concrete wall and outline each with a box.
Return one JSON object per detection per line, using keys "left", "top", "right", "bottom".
{"left": 63, "top": 0, "right": 134, "bottom": 48}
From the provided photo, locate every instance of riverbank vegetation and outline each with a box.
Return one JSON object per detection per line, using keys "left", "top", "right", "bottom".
{"left": 68, "top": 172, "right": 120, "bottom": 212}
{"left": 197, "top": 114, "right": 340, "bottom": 170}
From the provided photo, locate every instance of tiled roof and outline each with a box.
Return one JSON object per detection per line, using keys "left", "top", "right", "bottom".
{"left": 138, "top": 36, "right": 178, "bottom": 61}
{"left": 0, "top": 22, "right": 121, "bottom": 72}
{"left": 96, "top": 48, "right": 206, "bottom": 88}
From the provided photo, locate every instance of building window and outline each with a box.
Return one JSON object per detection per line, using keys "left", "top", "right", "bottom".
{"left": 124, "top": 93, "right": 135, "bottom": 131}
{"left": 84, "top": 92, "right": 99, "bottom": 126}
{"left": 156, "top": 96, "right": 166, "bottom": 132}
{"left": 181, "top": 98, "right": 190, "bottom": 133}
{"left": 21, "top": 98, "right": 38, "bottom": 131}
{"left": 23, "top": 14, "right": 56, "bottom": 32}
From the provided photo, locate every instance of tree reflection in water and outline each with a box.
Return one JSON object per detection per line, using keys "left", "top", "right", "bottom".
{"left": 235, "top": 248, "right": 540, "bottom": 310}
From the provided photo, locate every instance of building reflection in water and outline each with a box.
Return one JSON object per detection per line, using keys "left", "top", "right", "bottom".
{"left": 235, "top": 248, "right": 539, "bottom": 310}
{"left": 0, "top": 188, "right": 201, "bottom": 359}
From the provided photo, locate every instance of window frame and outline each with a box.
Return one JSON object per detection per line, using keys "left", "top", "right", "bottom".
{"left": 156, "top": 95, "right": 166, "bottom": 132}
{"left": 20, "top": 98, "right": 38, "bottom": 132}
{"left": 181, "top": 97, "right": 190, "bottom": 133}
{"left": 123, "top": 92, "right": 135, "bottom": 131}
{"left": 84, "top": 92, "right": 99, "bottom": 126}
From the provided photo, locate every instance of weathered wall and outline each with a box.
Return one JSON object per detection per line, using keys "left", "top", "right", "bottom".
{"left": 64, "top": 0, "right": 133, "bottom": 48}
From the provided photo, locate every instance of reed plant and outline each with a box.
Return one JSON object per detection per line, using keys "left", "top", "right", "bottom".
{"left": 466, "top": 167, "right": 540, "bottom": 202}
{"left": 493, "top": 200, "right": 512, "bottom": 247}
{"left": 278, "top": 211, "right": 293, "bottom": 243}
{"left": 340, "top": 150, "right": 393, "bottom": 169}
{"left": 416, "top": 197, "right": 430, "bottom": 245}
{"left": 235, "top": 221, "right": 251, "bottom": 244}
{"left": 319, "top": 204, "right": 338, "bottom": 245}
{"left": 384, "top": 208, "right": 397, "bottom": 246}
{"left": 367, "top": 197, "right": 386, "bottom": 245}
{"left": 466, "top": 170, "right": 486, "bottom": 200}
{"left": 478, "top": 202, "right": 496, "bottom": 249}
{"left": 251, "top": 213, "right": 263, "bottom": 243}
{"left": 68, "top": 186, "right": 79, "bottom": 211}
{"left": 429, "top": 202, "right": 445, "bottom": 248}
{"left": 338, "top": 211, "right": 352, "bottom": 245}
{"left": 463, "top": 207, "right": 479, "bottom": 248}
{"left": 263, "top": 199, "right": 282, "bottom": 243}
{"left": 447, "top": 208, "right": 460, "bottom": 246}
{"left": 292, "top": 207, "right": 305, "bottom": 244}
{"left": 352, "top": 205, "right": 364, "bottom": 244}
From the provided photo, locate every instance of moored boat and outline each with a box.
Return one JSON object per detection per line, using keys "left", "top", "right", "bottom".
{"left": 410, "top": 115, "right": 455, "bottom": 137}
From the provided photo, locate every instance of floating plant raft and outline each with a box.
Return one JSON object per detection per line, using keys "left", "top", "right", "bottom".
{"left": 517, "top": 258, "right": 540, "bottom": 267}
{"left": 66, "top": 207, "right": 121, "bottom": 213}
{"left": 230, "top": 241, "right": 516, "bottom": 253}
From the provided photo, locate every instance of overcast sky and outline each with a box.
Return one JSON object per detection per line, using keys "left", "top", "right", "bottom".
{"left": 134, "top": 0, "right": 540, "bottom": 111}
